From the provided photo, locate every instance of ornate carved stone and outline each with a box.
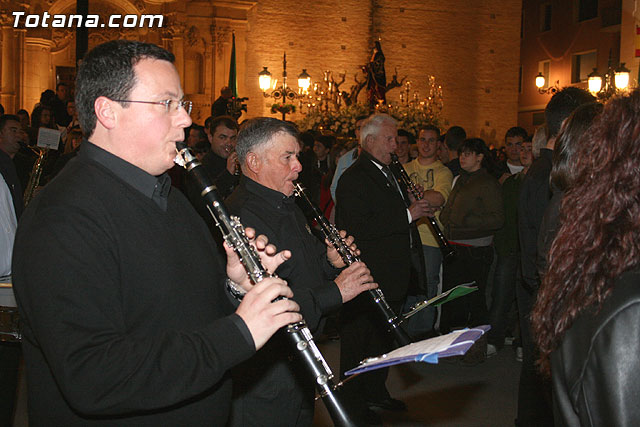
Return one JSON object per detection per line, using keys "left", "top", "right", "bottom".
{"left": 162, "top": 13, "right": 186, "bottom": 38}
{"left": 1, "top": 1, "right": 30, "bottom": 27}
{"left": 88, "top": 27, "right": 139, "bottom": 48}
{"left": 51, "top": 27, "right": 73, "bottom": 51}
{"left": 211, "top": 24, "right": 230, "bottom": 58}
{"left": 186, "top": 25, "right": 207, "bottom": 50}
{"left": 132, "top": 0, "right": 146, "bottom": 12}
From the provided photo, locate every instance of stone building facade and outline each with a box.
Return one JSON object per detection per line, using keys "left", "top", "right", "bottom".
{"left": 518, "top": 0, "right": 632, "bottom": 134}
{"left": 1, "top": 0, "right": 522, "bottom": 146}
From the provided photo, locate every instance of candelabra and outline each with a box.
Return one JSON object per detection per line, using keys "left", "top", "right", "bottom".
{"left": 258, "top": 52, "right": 311, "bottom": 120}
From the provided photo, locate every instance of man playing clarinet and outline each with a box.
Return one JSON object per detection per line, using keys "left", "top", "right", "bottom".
{"left": 225, "top": 117, "right": 377, "bottom": 426}
{"left": 12, "top": 40, "right": 300, "bottom": 426}
{"left": 335, "top": 114, "right": 433, "bottom": 423}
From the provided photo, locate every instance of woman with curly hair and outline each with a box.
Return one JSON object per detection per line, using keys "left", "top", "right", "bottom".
{"left": 532, "top": 90, "right": 640, "bottom": 425}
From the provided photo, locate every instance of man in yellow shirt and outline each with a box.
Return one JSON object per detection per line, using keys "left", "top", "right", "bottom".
{"left": 403, "top": 125, "right": 453, "bottom": 335}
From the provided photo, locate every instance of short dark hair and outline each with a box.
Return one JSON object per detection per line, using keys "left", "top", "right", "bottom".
{"left": 56, "top": 82, "right": 68, "bottom": 91}
{"left": 458, "top": 137, "right": 489, "bottom": 157}
{"left": 458, "top": 137, "right": 498, "bottom": 174}
{"left": 209, "top": 115, "right": 238, "bottom": 135}
{"left": 75, "top": 40, "right": 175, "bottom": 137}
{"left": 236, "top": 117, "right": 299, "bottom": 165}
{"left": 445, "top": 126, "right": 466, "bottom": 151}
{"left": 397, "top": 129, "right": 415, "bottom": 145}
{"left": 505, "top": 126, "right": 527, "bottom": 141}
{"left": 300, "top": 131, "right": 316, "bottom": 150}
{"left": 315, "top": 134, "right": 335, "bottom": 150}
{"left": 418, "top": 125, "right": 441, "bottom": 138}
{"left": 186, "top": 124, "right": 206, "bottom": 141}
{"left": 0, "top": 114, "right": 20, "bottom": 133}
{"left": 40, "top": 89, "right": 56, "bottom": 107}
{"left": 550, "top": 102, "right": 602, "bottom": 192}
{"left": 545, "top": 87, "right": 595, "bottom": 138}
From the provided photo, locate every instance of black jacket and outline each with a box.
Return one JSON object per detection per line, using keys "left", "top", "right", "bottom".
{"left": 335, "top": 152, "right": 414, "bottom": 302}
{"left": 518, "top": 148, "right": 553, "bottom": 293}
{"left": 225, "top": 176, "right": 343, "bottom": 330}
{"left": 551, "top": 269, "right": 640, "bottom": 426}
{"left": 224, "top": 176, "right": 342, "bottom": 426}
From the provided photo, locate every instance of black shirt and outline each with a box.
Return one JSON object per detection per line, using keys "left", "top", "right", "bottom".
{"left": 445, "top": 157, "right": 461, "bottom": 177}
{"left": 13, "top": 140, "right": 255, "bottom": 425}
{"left": 518, "top": 148, "right": 553, "bottom": 293}
{"left": 83, "top": 141, "right": 171, "bottom": 210}
{"left": 226, "top": 176, "right": 343, "bottom": 330}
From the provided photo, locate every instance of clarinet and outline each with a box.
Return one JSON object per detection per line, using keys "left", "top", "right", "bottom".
{"left": 389, "top": 153, "right": 455, "bottom": 259}
{"left": 293, "top": 182, "right": 412, "bottom": 347}
{"left": 174, "top": 144, "right": 356, "bottom": 427}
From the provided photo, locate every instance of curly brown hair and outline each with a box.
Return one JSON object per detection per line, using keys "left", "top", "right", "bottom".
{"left": 532, "top": 89, "right": 640, "bottom": 376}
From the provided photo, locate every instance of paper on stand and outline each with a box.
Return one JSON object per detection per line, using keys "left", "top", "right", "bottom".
{"left": 37, "top": 128, "right": 61, "bottom": 150}
{"left": 345, "top": 325, "right": 490, "bottom": 376}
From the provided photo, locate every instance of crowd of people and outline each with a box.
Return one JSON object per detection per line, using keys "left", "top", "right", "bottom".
{"left": 0, "top": 38, "right": 638, "bottom": 426}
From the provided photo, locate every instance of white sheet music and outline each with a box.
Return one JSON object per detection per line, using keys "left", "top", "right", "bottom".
{"left": 358, "top": 329, "right": 472, "bottom": 369}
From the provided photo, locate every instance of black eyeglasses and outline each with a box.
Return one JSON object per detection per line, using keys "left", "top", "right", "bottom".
{"left": 112, "top": 99, "right": 193, "bottom": 115}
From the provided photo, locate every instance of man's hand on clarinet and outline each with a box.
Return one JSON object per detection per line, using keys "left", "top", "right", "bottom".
{"left": 408, "top": 199, "right": 433, "bottom": 221}
{"left": 226, "top": 151, "right": 239, "bottom": 175}
{"left": 334, "top": 262, "right": 378, "bottom": 303}
{"left": 326, "top": 230, "right": 360, "bottom": 269}
{"left": 224, "top": 227, "right": 291, "bottom": 291}
{"left": 236, "top": 278, "right": 302, "bottom": 350}
{"left": 408, "top": 183, "right": 425, "bottom": 203}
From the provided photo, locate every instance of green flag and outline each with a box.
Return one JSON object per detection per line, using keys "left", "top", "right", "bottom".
{"left": 228, "top": 32, "right": 238, "bottom": 98}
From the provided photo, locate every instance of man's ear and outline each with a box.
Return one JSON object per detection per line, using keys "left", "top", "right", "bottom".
{"left": 245, "top": 152, "right": 260, "bottom": 174}
{"left": 364, "top": 134, "right": 373, "bottom": 148}
{"left": 94, "top": 96, "right": 117, "bottom": 130}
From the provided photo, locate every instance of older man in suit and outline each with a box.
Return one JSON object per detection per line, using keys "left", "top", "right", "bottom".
{"left": 336, "top": 114, "right": 432, "bottom": 422}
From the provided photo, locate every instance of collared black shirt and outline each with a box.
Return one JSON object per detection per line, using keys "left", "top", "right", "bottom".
{"left": 226, "top": 175, "right": 343, "bottom": 331}
{"left": 82, "top": 141, "right": 171, "bottom": 211}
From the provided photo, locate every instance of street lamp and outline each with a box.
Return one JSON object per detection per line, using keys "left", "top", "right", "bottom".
{"left": 587, "top": 57, "right": 631, "bottom": 101}
{"left": 258, "top": 67, "right": 272, "bottom": 91}
{"left": 297, "top": 69, "right": 311, "bottom": 94}
{"left": 258, "top": 53, "right": 311, "bottom": 120}
{"left": 535, "top": 72, "right": 560, "bottom": 95}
